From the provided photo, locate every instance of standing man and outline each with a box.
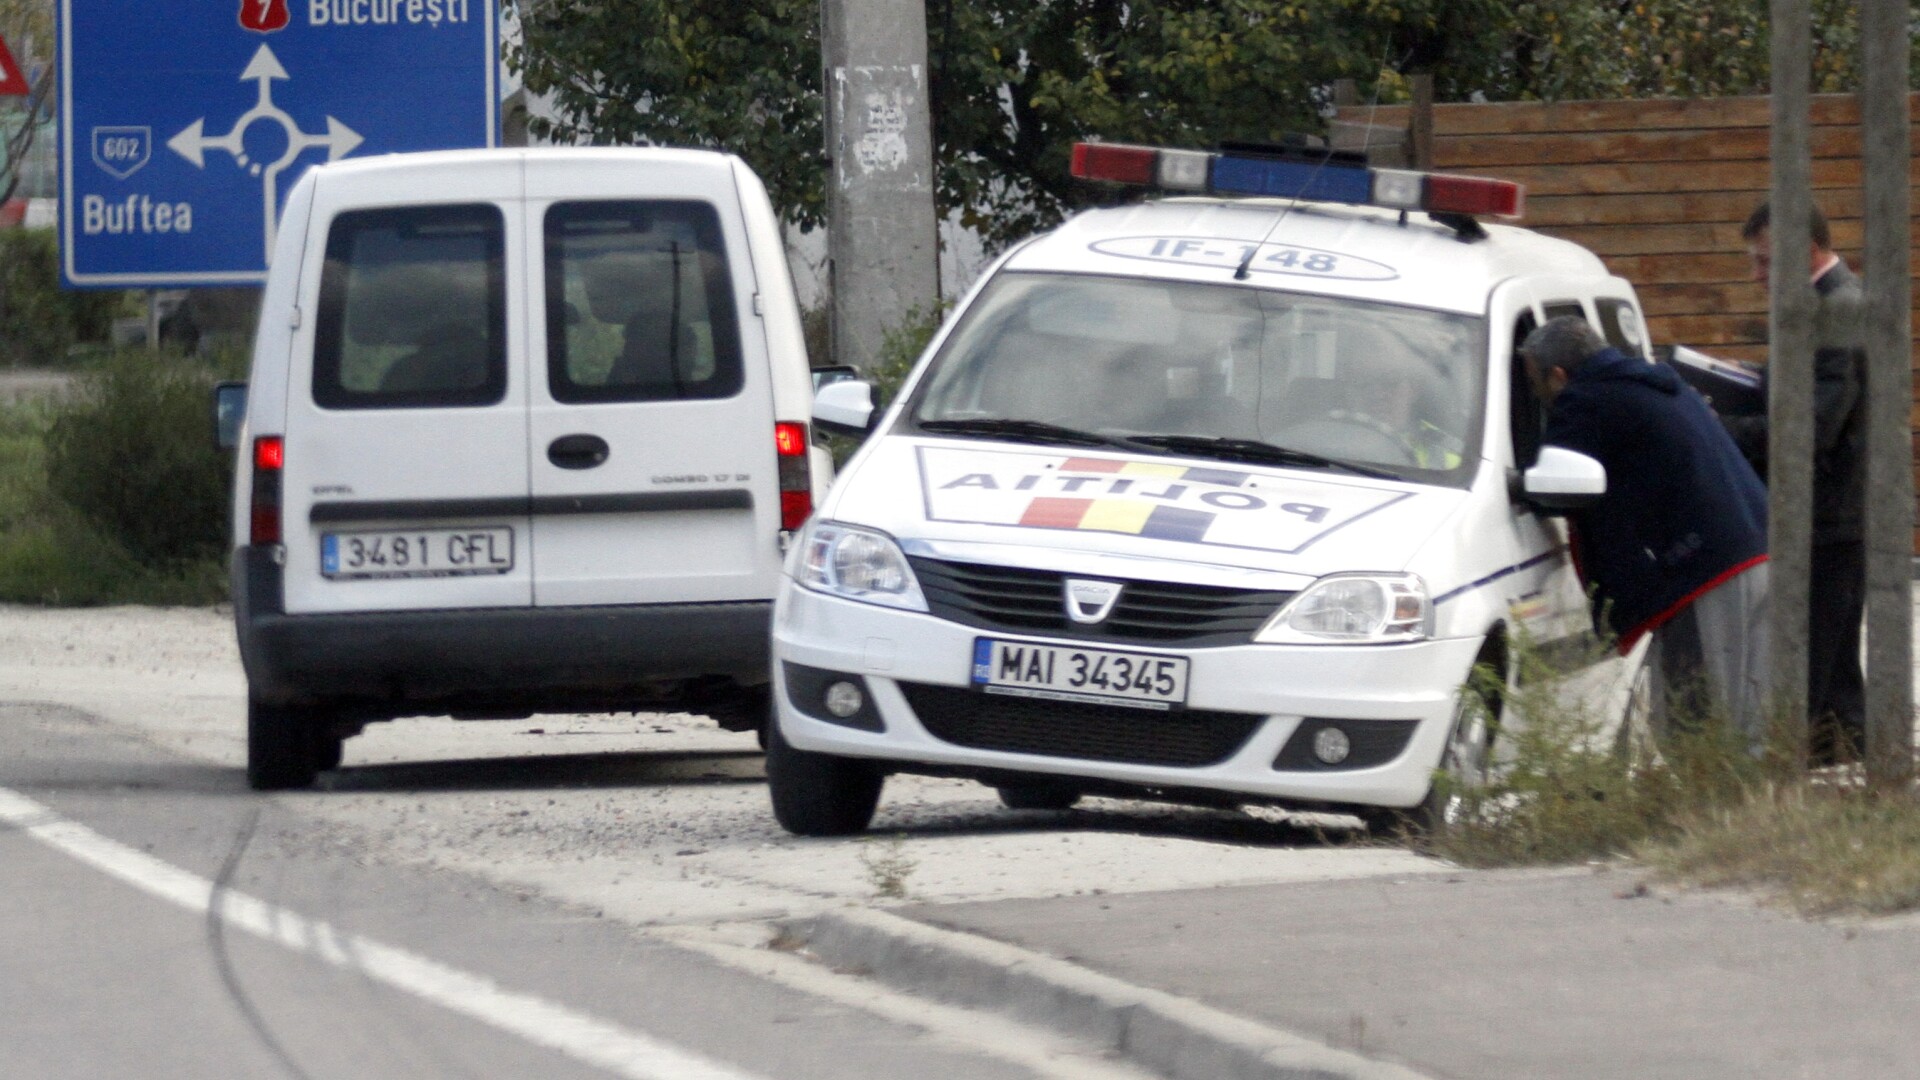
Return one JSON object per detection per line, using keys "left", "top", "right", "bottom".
{"left": 1521, "top": 317, "right": 1772, "bottom": 747}
{"left": 1722, "top": 202, "right": 1866, "bottom": 764}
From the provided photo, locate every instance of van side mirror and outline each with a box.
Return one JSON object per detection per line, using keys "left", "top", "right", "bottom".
{"left": 813, "top": 378, "right": 876, "bottom": 437}
{"left": 1521, "top": 445, "right": 1606, "bottom": 511}
{"left": 811, "top": 364, "right": 860, "bottom": 393}
{"left": 213, "top": 381, "right": 248, "bottom": 451}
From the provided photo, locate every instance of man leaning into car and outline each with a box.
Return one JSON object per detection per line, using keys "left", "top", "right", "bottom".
{"left": 1521, "top": 316, "right": 1772, "bottom": 750}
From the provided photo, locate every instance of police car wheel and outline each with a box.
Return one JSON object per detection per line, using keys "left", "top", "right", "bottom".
{"left": 995, "top": 781, "right": 1082, "bottom": 811}
{"left": 765, "top": 722, "right": 884, "bottom": 836}
{"left": 246, "top": 699, "right": 321, "bottom": 791}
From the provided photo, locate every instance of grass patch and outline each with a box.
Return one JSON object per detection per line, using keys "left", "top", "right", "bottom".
{"left": 1421, "top": 633, "right": 1920, "bottom": 918}
{"left": 1642, "top": 782, "right": 1920, "bottom": 918}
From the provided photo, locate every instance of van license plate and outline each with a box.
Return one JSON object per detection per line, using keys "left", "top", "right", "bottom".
{"left": 971, "top": 638, "right": 1189, "bottom": 711}
{"left": 321, "top": 527, "right": 514, "bottom": 580}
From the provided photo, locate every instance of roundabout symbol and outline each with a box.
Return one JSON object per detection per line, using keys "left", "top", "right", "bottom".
{"left": 167, "top": 43, "right": 364, "bottom": 264}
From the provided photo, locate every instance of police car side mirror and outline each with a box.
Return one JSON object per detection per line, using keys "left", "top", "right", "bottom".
{"left": 1521, "top": 445, "right": 1607, "bottom": 511}
{"left": 213, "top": 381, "right": 247, "bottom": 451}
{"left": 813, "top": 378, "right": 877, "bottom": 438}
{"left": 811, "top": 364, "right": 860, "bottom": 393}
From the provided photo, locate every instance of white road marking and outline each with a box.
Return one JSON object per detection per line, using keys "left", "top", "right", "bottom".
{"left": 0, "top": 787, "right": 765, "bottom": 1080}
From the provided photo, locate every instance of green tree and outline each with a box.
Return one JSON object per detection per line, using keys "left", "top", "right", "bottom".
{"left": 509, "top": 0, "right": 1906, "bottom": 252}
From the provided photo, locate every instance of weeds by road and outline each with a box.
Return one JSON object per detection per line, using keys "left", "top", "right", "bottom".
{"left": 0, "top": 349, "right": 232, "bottom": 605}
{"left": 1423, "top": 636, "right": 1920, "bottom": 919}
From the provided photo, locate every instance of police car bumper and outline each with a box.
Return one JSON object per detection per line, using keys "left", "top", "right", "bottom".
{"left": 772, "top": 582, "right": 1484, "bottom": 811}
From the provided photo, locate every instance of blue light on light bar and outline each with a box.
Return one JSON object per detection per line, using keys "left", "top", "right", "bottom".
{"left": 1209, "top": 156, "right": 1373, "bottom": 204}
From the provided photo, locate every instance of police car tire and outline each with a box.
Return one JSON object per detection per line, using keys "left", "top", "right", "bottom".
{"left": 995, "top": 781, "right": 1082, "bottom": 811}
{"left": 247, "top": 699, "right": 321, "bottom": 791}
{"left": 765, "top": 722, "right": 883, "bottom": 836}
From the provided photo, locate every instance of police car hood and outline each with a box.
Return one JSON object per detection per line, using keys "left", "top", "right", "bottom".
{"left": 829, "top": 438, "right": 1469, "bottom": 586}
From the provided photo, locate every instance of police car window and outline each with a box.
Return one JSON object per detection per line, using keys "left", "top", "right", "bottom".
{"left": 1541, "top": 301, "right": 1587, "bottom": 324}
{"left": 909, "top": 272, "right": 1485, "bottom": 484}
{"left": 313, "top": 204, "right": 507, "bottom": 410}
{"left": 1510, "top": 312, "right": 1543, "bottom": 470}
{"left": 543, "top": 200, "right": 743, "bottom": 404}
{"left": 1595, "top": 298, "right": 1646, "bottom": 357}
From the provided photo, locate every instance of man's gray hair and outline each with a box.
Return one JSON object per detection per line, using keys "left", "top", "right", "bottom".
{"left": 1521, "top": 315, "right": 1607, "bottom": 374}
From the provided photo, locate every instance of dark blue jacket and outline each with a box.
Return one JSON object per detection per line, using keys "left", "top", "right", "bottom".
{"left": 1543, "top": 347, "right": 1768, "bottom": 645}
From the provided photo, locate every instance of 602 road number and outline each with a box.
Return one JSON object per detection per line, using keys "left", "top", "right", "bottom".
{"left": 322, "top": 526, "right": 514, "bottom": 579}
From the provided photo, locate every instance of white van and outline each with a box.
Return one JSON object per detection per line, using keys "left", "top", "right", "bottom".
{"left": 768, "top": 141, "right": 1650, "bottom": 835}
{"left": 224, "top": 148, "right": 827, "bottom": 789}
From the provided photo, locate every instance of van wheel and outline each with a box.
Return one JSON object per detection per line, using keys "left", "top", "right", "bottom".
{"left": 247, "top": 700, "right": 320, "bottom": 791}
{"left": 311, "top": 722, "right": 345, "bottom": 773}
{"left": 995, "top": 781, "right": 1081, "bottom": 811}
{"left": 765, "top": 723, "right": 882, "bottom": 836}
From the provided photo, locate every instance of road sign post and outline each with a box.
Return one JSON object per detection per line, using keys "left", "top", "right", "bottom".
{"left": 59, "top": 1, "right": 498, "bottom": 289}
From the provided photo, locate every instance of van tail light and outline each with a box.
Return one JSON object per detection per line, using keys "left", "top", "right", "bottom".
{"left": 250, "top": 436, "right": 283, "bottom": 545}
{"left": 775, "top": 422, "right": 812, "bottom": 531}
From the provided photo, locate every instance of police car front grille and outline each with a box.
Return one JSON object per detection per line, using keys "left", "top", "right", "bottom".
{"left": 907, "top": 558, "right": 1293, "bottom": 646}
{"left": 899, "top": 683, "right": 1265, "bottom": 767}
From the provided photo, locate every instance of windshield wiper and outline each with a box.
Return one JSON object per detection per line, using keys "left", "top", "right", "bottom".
{"left": 916, "top": 418, "right": 1122, "bottom": 448}
{"left": 1116, "top": 434, "right": 1405, "bottom": 480}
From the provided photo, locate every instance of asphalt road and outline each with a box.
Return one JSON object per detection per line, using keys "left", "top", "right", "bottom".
{"left": 0, "top": 605, "right": 1440, "bottom": 1079}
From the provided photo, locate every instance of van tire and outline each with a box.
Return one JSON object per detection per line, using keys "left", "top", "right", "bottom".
{"left": 765, "top": 723, "right": 882, "bottom": 836}
{"left": 247, "top": 700, "right": 321, "bottom": 791}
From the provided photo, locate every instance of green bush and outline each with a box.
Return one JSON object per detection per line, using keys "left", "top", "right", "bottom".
{"left": 0, "top": 229, "right": 122, "bottom": 367}
{"left": 43, "top": 349, "right": 230, "bottom": 567}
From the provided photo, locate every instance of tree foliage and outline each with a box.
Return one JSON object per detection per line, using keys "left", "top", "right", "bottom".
{"left": 509, "top": 0, "right": 1910, "bottom": 252}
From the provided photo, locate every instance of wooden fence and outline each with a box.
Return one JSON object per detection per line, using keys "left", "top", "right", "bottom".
{"left": 1335, "top": 92, "right": 1919, "bottom": 542}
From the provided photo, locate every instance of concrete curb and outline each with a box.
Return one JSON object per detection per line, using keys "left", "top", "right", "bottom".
{"left": 786, "top": 907, "right": 1440, "bottom": 1080}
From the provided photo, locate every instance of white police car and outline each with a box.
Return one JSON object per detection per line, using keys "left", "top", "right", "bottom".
{"left": 768, "top": 140, "right": 1649, "bottom": 835}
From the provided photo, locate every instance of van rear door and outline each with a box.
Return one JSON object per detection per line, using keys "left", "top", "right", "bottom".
{"left": 279, "top": 160, "right": 532, "bottom": 615}
{"left": 524, "top": 155, "right": 783, "bottom": 606}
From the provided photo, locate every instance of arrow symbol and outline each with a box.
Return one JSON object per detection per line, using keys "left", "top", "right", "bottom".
{"left": 161, "top": 43, "right": 366, "bottom": 264}
{"left": 240, "top": 44, "right": 290, "bottom": 87}
{"left": 314, "top": 117, "right": 363, "bottom": 162}
{"left": 167, "top": 118, "right": 241, "bottom": 169}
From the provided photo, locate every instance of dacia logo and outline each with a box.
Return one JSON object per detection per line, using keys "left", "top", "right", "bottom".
{"left": 1064, "top": 579, "right": 1123, "bottom": 625}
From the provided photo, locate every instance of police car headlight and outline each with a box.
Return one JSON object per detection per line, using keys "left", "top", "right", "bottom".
{"left": 793, "top": 521, "right": 929, "bottom": 612}
{"left": 1255, "top": 574, "right": 1430, "bottom": 644}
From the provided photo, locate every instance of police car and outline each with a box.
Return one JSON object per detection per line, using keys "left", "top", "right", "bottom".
{"left": 768, "top": 140, "right": 1649, "bottom": 835}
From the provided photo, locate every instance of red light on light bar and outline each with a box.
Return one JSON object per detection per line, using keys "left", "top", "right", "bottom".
{"left": 254, "top": 436, "right": 283, "bottom": 472}
{"left": 1424, "top": 175, "right": 1524, "bottom": 219}
{"left": 1070, "top": 142, "right": 1158, "bottom": 186}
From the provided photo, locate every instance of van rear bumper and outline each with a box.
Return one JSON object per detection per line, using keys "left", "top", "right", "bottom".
{"left": 233, "top": 548, "right": 771, "bottom": 714}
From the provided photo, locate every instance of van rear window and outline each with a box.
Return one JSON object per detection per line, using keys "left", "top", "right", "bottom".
{"left": 312, "top": 204, "right": 508, "bottom": 410}
{"left": 543, "top": 200, "right": 744, "bottom": 404}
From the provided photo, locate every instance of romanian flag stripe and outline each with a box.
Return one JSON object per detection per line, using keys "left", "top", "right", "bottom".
{"left": 1016, "top": 497, "right": 1217, "bottom": 542}
{"left": 1058, "top": 457, "right": 1251, "bottom": 488}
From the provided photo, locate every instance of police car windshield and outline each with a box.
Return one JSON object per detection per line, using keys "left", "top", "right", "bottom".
{"left": 908, "top": 272, "right": 1485, "bottom": 485}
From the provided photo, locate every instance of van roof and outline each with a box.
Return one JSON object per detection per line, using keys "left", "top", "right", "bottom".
{"left": 1001, "top": 197, "right": 1614, "bottom": 315}
{"left": 311, "top": 145, "right": 740, "bottom": 181}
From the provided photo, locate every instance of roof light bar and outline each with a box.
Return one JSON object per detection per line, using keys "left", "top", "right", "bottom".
{"left": 1069, "top": 141, "right": 1526, "bottom": 222}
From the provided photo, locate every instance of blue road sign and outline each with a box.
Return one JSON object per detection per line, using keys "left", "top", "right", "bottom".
{"left": 59, "top": 0, "right": 497, "bottom": 288}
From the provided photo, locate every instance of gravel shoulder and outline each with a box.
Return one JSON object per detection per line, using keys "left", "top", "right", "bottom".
{"left": 0, "top": 603, "right": 1446, "bottom": 931}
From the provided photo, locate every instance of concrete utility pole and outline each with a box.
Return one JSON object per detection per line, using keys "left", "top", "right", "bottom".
{"left": 820, "top": 0, "right": 939, "bottom": 374}
{"left": 1859, "top": 0, "right": 1914, "bottom": 787}
{"left": 1767, "top": 0, "right": 1814, "bottom": 769}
